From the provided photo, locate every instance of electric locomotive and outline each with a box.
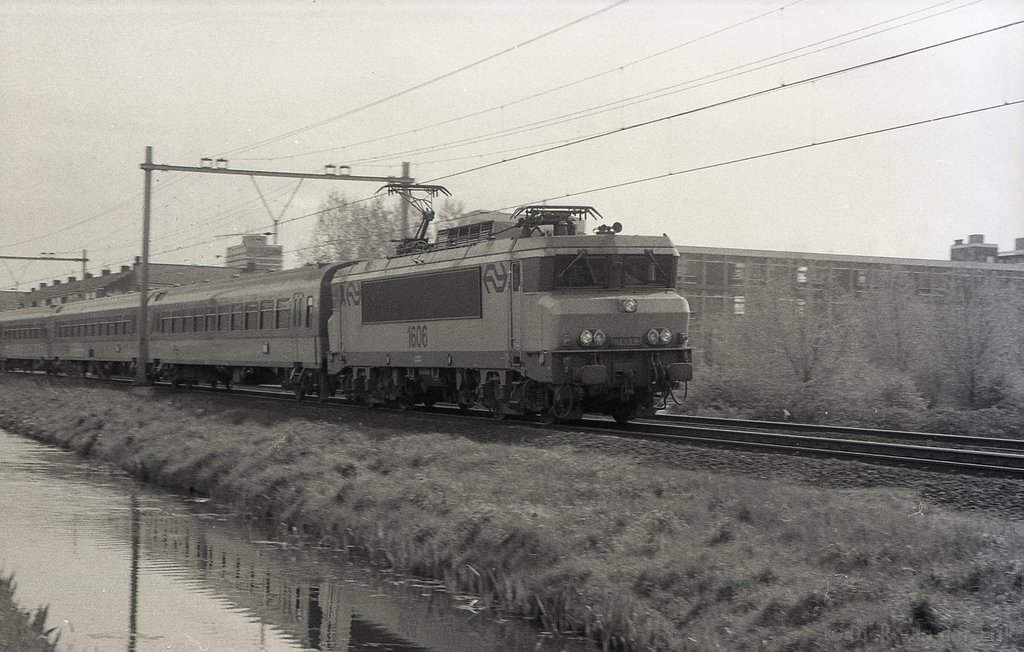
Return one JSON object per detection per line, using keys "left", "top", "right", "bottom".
{"left": 328, "top": 186, "right": 692, "bottom": 422}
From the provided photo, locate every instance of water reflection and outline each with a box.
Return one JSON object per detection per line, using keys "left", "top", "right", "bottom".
{"left": 129, "top": 494, "right": 140, "bottom": 652}
{"left": 0, "top": 429, "right": 589, "bottom": 651}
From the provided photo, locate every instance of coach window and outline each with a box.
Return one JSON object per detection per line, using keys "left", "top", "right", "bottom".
{"left": 160, "top": 314, "right": 171, "bottom": 333}
{"left": 182, "top": 311, "right": 193, "bottom": 334}
{"left": 260, "top": 300, "right": 274, "bottom": 330}
{"left": 217, "top": 306, "right": 229, "bottom": 331}
{"left": 231, "top": 303, "right": 243, "bottom": 331}
{"left": 245, "top": 302, "right": 259, "bottom": 330}
{"left": 305, "top": 296, "right": 314, "bottom": 328}
{"left": 276, "top": 299, "right": 290, "bottom": 328}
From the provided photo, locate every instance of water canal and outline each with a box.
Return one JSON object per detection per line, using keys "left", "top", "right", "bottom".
{"left": 0, "top": 428, "right": 591, "bottom": 651}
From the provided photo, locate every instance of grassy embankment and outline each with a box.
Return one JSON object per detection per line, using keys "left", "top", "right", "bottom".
{"left": 0, "top": 575, "right": 57, "bottom": 652}
{"left": 1, "top": 377, "right": 1022, "bottom": 651}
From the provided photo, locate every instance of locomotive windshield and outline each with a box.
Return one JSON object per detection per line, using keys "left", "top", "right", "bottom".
{"left": 622, "top": 253, "right": 671, "bottom": 286}
{"left": 550, "top": 253, "right": 675, "bottom": 289}
{"left": 555, "top": 254, "right": 608, "bottom": 288}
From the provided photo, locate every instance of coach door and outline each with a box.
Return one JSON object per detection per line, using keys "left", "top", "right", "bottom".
{"left": 509, "top": 260, "right": 523, "bottom": 364}
{"left": 291, "top": 292, "right": 305, "bottom": 362}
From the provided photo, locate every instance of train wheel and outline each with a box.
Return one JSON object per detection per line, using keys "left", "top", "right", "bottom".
{"left": 611, "top": 402, "right": 638, "bottom": 424}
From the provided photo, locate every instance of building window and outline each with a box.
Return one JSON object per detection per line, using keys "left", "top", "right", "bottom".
{"left": 728, "top": 263, "right": 745, "bottom": 286}
{"left": 705, "top": 261, "right": 726, "bottom": 287}
{"left": 796, "top": 266, "right": 808, "bottom": 284}
{"left": 733, "top": 296, "right": 745, "bottom": 315}
{"left": 681, "top": 259, "right": 702, "bottom": 285}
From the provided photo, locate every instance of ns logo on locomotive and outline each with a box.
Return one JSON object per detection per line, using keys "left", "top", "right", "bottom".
{"left": 0, "top": 184, "right": 693, "bottom": 424}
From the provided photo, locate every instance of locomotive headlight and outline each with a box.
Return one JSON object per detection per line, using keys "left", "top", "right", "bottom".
{"left": 578, "top": 329, "right": 594, "bottom": 346}
{"left": 659, "top": 328, "right": 673, "bottom": 344}
{"left": 620, "top": 298, "right": 638, "bottom": 313}
{"left": 592, "top": 329, "right": 607, "bottom": 346}
{"left": 645, "top": 328, "right": 661, "bottom": 345}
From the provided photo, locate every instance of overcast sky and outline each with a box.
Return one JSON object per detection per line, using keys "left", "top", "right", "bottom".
{"left": 2, "top": 0, "right": 1022, "bottom": 290}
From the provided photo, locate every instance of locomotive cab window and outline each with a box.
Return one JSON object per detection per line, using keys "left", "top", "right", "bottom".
{"left": 622, "top": 253, "right": 675, "bottom": 287}
{"left": 555, "top": 254, "right": 608, "bottom": 288}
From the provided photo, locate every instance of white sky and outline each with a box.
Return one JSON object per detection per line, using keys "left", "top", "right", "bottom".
{"left": 2, "top": 0, "right": 1023, "bottom": 290}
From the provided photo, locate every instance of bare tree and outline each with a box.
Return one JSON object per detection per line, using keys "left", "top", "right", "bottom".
{"left": 304, "top": 192, "right": 404, "bottom": 263}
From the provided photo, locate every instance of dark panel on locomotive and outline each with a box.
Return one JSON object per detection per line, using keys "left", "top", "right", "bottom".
{"left": 361, "top": 268, "right": 482, "bottom": 323}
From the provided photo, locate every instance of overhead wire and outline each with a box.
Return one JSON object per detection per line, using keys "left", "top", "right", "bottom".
{"left": 7, "top": 4, "right": 1011, "bottom": 284}
{"left": 424, "top": 18, "right": 1024, "bottom": 184}
{"left": 342, "top": 0, "right": 987, "bottom": 168}
{"left": 161, "top": 16, "right": 1024, "bottom": 262}
{"left": 0, "top": 0, "right": 963, "bottom": 261}
{"left": 511, "top": 100, "right": 1024, "bottom": 207}
{"left": 3, "top": 1, "right": 629, "bottom": 264}
{"left": 218, "top": 0, "right": 632, "bottom": 158}
{"left": 19, "top": 96, "right": 1023, "bottom": 286}
{"left": 237, "top": 0, "right": 808, "bottom": 163}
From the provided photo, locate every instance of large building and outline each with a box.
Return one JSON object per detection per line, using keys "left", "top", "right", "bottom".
{"left": 676, "top": 234, "right": 1024, "bottom": 344}
{"left": 0, "top": 291, "right": 23, "bottom": 311}
{"left": 2, "top": 236, "right": 276, "bottom": 310}
{"left": 224, "top": 235, "right": 283, "bottom": 272}
{"left": 16, "top": 260, "right": 243, "bottom": 309}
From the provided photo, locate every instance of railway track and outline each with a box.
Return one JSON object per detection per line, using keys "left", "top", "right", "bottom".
{"left": 5, "top": 372, "right": 1024, "bottom": 477}
{"left": 586, "top": 414, "right": 1024, "bottom": 476}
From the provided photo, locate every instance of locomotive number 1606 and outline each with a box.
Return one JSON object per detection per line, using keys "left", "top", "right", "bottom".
{"left": 407, "top": 324, "right": 428, "bottom": 348}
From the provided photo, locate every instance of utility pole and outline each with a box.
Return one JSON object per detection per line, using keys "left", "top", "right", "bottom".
{"left": 136, "top": 146, "right": 153, "bottom": 386}
{"left": 400, "top": 161, "right": 411, "bottom": 236}
{"left": 136, "top": 147, "right": 413, "bottom": 386}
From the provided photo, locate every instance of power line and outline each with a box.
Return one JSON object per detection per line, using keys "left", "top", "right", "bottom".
{"left": 0, "top": 0, "right": 973, "bottom": 259}
{"left": 513, "top": 100, "right": 1024, "bottom": 206}
{"left": 238, "top": 0, "right": 807, "bottom": 163}
{"left": 283, "top": 100, "right": 1024, "bottom": 258}
{"left": 16, "top": 98, "right": 1021, "bottom": 286}
{"left": 344, "top": 0, "right": 986, "bottom": 168}
{"left": 3, "top": 2, "right": 628, "bottom": 260}
{"left": 219, "top": 0, "right": 632, "bottom": 158}
{"left": 424, "top": 19, "right": 1024, "bottom": 184}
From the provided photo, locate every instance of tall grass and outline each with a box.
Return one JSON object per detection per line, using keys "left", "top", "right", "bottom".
{"left": 0, "top": 573, "right": 58, "bottom": 652}
{"left": 2, "top": 379, "right": 1023, "bottom": 650}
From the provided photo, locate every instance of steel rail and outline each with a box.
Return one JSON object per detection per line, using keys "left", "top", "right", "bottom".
{"left": 645, "top": 413, "right": 1024, "bottom": 452}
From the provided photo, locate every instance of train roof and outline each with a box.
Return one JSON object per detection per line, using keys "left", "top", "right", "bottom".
{"left": 143, "top": 262, "right": 349, "bottom": 307}
{"left": 0, "top": 304, "right": 58, "bottom": 324}
{"left": 339, "top": 232, "right": 678, "bottom": 279}
{"left": 0, "top": 263, "right": 351, "bottom": 321}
